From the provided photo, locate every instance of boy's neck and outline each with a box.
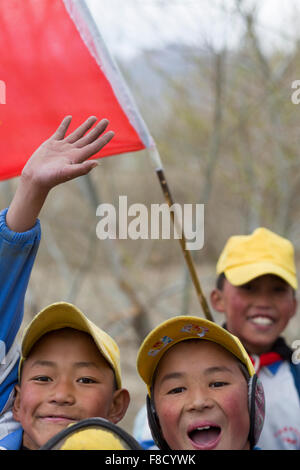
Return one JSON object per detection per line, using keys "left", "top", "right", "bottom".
{"left": 222, "top": 323, "right": 279, "bottom": 356}
{"left": 244, "top": 336, "right": 292, "bottom": 362}
{"left": 244, "top": 343, "right": 273, "bottom": 355}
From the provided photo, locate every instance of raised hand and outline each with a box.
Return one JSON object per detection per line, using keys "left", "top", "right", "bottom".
{"left": 6, "top": 116, "right": 114, "bottom": 232}
{"left": 21, "top": 116, "right": 114, "bottom": 190}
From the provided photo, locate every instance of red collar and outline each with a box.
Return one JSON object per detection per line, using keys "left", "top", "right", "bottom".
{"left": 250, "top": 352, "right": 282, "bottom": 373}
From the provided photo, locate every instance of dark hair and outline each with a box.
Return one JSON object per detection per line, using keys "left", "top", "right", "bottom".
{"left": 237, "top": 361, "right": 251, "bottom": 383}
{"left": 216, "top": 272, "right": 226, "bottom": 290}
{"left": 216, "top": 272, "right": 296, "bottom": 297}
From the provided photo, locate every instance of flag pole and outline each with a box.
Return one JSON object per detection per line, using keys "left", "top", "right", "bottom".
{"left": 149, "top": 147, "right": 214, "bottom": 322}
{"left": 69, "top": 1, "right": 214, "bottom": 322}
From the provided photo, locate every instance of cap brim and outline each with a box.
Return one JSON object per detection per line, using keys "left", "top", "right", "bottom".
{"left": 224, "top": 261, "right": 297, "bottom": 289}
{"left": 137, "top": 316, "right": 254, "bottom": 394}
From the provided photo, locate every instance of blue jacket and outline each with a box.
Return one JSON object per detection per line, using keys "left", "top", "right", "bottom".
{"left": 0, "top": 208, "right": 41, "bottom": 450}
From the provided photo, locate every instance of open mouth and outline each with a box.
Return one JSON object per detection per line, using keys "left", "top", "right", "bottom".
{"left": 188, "top": 425, "right": 221, "bottom": 449}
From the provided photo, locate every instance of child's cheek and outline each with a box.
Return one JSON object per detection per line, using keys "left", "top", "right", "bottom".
{"left": 222, "top": 387, "right": 249, "bottom": 423}
{"left": 222, "top": 392, "right": 238, "bottom": 414}
{"left": 21, "top": 383, "right": 45, "bottom": 410}
{"left": 230, "top": 292, "right": 248, "bottom": 313}
{"left": 156, "top": 402, "right": 178, "bottom": 446}
{"left": 157, "top": 398, "right": 179, "bottom": 432}
{"left": 160, "top": 402, "right": 177, "bottom": 424}
{"left": 226, "top": 295, "right": 249, "bottom": 331}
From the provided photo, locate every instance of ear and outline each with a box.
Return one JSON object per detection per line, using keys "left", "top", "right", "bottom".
{"left": 108, "top": 388, "right": 130, "bottom": 424}
{"left": 210, "top": 288, "right": 226, "bottom": 314}
{"left": 12, "top": 384, "right": 22, "bottom": 423}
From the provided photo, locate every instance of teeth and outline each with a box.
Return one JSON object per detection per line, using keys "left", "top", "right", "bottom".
{"left": 196, "top": 426, "right": 211, "bottom": 431}
{"left": 251, "top": 317, "right": 273, "bottom": 325}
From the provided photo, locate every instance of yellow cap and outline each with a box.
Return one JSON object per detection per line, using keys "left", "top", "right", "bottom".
{"left": 60, "top": 428, "right": 127, "bottom": 450}
{"left": 19, "top": 302, "right": 122, "bottom": 388}
{"left": 39, "top": 418, "right": 142, "bottom": 450}
{"left": 216, "top": 227, "right": 297, "bottom": 289}
{"left": 137, "top": 316, "right": 255, "bottom": 395}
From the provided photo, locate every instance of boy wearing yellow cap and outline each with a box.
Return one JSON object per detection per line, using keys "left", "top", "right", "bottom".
{"left": 137, "top": 316, "right": 265, "bottom": 450}
{"left": 210, "top": 228, "right": 300, "bottom": 450}
{"left": 0, "top": 116, "right": 123, "bottom": 449}
{"left": 7, "top": 302, "right": 129, "bottom": 450}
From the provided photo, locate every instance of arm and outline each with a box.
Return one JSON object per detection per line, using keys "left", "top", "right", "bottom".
{"left": 0, "top": 116, "right": 114, "bottom": 413}
{"left": 0, "top": 212, "right": 41, "bottom": 416}
{"left": 2, "top": 115, "right": 114, "bottom": 339}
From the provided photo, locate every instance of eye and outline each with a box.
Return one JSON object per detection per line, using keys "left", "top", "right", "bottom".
{"left": 32, "top": 376, "right": 52, "bottom": 382}
{"left": 210, "top": 381, "right": 229, "bottom": 388}
{"left": 77, "top": 377, "right": 97, "bottom": 384}
{"left": 273, "top": 285, "right": 288, "bottom": 293}
{"left": 167, "top": 386, "right": 185, "bottom": 394}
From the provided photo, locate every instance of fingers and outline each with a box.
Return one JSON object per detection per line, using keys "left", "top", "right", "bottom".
{"left": 76, "top": 130, "right": 115, "bottom": 161}
{"left": 75, "top": 119, "right": 109, "bottom": 148}
{"left": 65, "top": 116, "right": 98, "bottom": 144}
{"left": 52, "top": 116, "right": 72, "bottom": 140}
{"left": 51, "top": 116, "right": 112, "bottom": 150}
{"left": 64, "top": 160, "right": 99, "bottom": 181}
{"left": 50, "top": 115, "right": 114, "bottom": 164}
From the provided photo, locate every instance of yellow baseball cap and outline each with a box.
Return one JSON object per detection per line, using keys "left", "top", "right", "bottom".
{"left": 39, "top": 418, "right": 142, "bottom": 450}
{"left": 59, "top": 429, "right": 127, "bottom": 450}
{"left": 19, "top": 302, "right": 122, "bottom": 388}
{"left": 137, "top": 316, "right": 255, "bottom": 394}
{"left": 216, "top": 227, "right": 297, "bottom": 289}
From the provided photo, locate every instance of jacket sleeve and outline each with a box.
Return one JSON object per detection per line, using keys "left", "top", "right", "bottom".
{"left": 0, "top": 207, "right": 41, "bottom": 413}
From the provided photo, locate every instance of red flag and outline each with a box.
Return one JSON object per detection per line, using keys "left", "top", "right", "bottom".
{"left": 0, "top": 0, "right": 153, "bottom": 181}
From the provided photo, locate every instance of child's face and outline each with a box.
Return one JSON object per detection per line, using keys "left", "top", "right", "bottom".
{"left": 13, "top": 329, "right": 129, "bottom": 449}
{"left": 153, "top": 340, "right": 250, "bottom": 450}
{"left": 211, "top": 274, "right": 297, "bottom": 354}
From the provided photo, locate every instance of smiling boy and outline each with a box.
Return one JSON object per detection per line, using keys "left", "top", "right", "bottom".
{"left": 210, "top": 228, "right": 300, "bottom": 449}
{"left": 0, "top": 115, "right": 121, "bottom": 449}
{"left": 211, "top": 228, "right": 297, "bottom": 356}
{"left": 134, "top": 229, "right": 300, "bottom": 450}
{"left": 137, "top": 316, "right": 265, "bottom": 451}
{"left": 11, "top": 302, "right": 129, "bottom": 450}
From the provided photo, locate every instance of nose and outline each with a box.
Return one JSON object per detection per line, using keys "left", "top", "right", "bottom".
{"left": 253, "top": 288, "right": 273, "bottom": 308}
{"left": 49, "top": 379, "right": 76, "bottom": 406}
{"left": 184, "top": 388, "right": 215, "bottom": 413}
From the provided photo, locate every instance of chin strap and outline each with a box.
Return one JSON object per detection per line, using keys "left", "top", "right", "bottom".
{"left": 146, "top": 395, "right": 171, "bottom": 451}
